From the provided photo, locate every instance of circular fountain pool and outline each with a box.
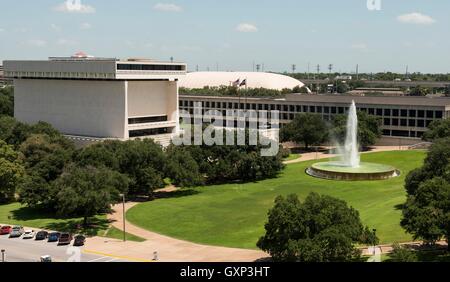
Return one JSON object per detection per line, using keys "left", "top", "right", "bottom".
{"left": 306, "top": 162, "right": 399, "bottom": 181}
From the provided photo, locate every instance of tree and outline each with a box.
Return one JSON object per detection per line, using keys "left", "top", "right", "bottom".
{"left": 18, "top": 134, "right": 74, "bottom": 209}
{"left": 0, "top": 140, "right": 25, "bottom": 203}
{"left": 257, "top": 193, "right": 377, "bottom": 262}
{"left": 332, "top": 111, "right": 382, "bottom": 148}
{"left": 165, "top": 145, "right": 204, "bottom": 187}
{"left": 281, "top": 113, "right": 328, "bottom": 149}
{"left": 389, "top": 243, "right": 417, "bottom": 262}
{"left": 0, "top": 87, "right": 14, "bottom": 117}
{"left": 423, "top": 119, "right": 450, "bottom": 142}
{"left": 401, "top": 177, "right": 450, "bottom": 248}
{"left": 54, "top": 165, "right": 129, "bottom": 225}
{"left": 409, "top": 85, "right": 429, "bottom": 96}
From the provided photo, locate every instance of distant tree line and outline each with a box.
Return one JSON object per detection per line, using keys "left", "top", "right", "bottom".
{"left": 180, "top": 85, "right": 309, "bottom": 98}
{"left": 280, "top": 112, "right": 382, "bottom": 149}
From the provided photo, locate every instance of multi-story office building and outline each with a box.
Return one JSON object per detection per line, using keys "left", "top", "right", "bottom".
{"left": 4, "top": 54, "right": 186, "bottom": 146}
{"left": 179, "top": 94, "right": 450, "bottom": 145}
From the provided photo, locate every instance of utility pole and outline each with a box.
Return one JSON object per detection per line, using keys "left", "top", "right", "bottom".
{"left": 256, "top": 64, "right": 261, "bottom": 72}
{"left": 356, "top": 64, "right": 359, "bottom": 80}
{"left": 307, "top": 62, "right": 310, "bottom": 80}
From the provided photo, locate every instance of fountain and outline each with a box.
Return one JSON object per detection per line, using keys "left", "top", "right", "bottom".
{"left": 307, "top": 101, "right": 399, "bottom": 181}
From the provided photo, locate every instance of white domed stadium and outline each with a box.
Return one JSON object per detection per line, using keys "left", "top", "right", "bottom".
{"left": 179, "top": 72, "right": 306, "bottom": 91}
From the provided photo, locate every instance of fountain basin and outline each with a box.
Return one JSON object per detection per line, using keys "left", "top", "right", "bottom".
{"left": 306, "top": 162, "right": 399, "bottom": 181}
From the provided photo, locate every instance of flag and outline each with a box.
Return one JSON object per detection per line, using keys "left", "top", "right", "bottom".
{"left": 239, "top": 79, "right": 247, "bottom": 87}
{"left": 232, "top": 78, "right": 240, "bottom": 87}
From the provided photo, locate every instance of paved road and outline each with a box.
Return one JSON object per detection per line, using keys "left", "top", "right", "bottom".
{"left": 0, "top": 234, "right": 128, "bottom": 262}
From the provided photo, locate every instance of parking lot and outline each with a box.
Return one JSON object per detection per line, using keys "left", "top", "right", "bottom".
{"left": 0, "top": 230, "right": 129, "bottom": 262}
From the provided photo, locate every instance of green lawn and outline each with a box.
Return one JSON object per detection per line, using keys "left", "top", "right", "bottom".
{"left": 127, "top": 150, "right": 426, "bottom": 250}
{"left": 101, "top": 226, "right": 146, "bottom": 242}
{"left": 283, "top": 154, "right": 301, "bottom": 161}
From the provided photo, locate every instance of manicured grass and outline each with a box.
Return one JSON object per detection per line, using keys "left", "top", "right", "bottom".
{"left": 0, "top": 202, "right": 109, "bottom": 236}
{"left": 127, "top": 151, "right": 426, "bottom": 250}
{"left": 283, "top": 154, "right": 302, "bottom": 161}
{"left": 100, "top": 226, "right": 146, "bottom": 242}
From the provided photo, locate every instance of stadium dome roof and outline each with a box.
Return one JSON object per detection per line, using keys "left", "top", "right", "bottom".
{"left": 179, "top": 72, "right": 305, "bottom": 91}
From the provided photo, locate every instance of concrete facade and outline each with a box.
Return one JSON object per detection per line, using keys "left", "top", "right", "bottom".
{"left": 4, "top": 56, "right": 186, "bottom": 146}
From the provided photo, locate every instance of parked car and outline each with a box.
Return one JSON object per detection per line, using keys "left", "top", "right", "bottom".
{"left": 23, "top": 230, "right": 35, "bottom": 239}
{"left": 58, "top": 233, "right": 73, "bottom": 245}
{"left": 47, "top": 232, "right": 61, "bottom": 243}
{"left": 0, "top": 225, "right": 12, "bottom": 235}
{"left": 73, "top": 235, "right": 86, "bottom": 246}
{"left": 35, "top": 231, "right": 49, "bottom": 241}
{"left": 9, "top": 226, "right": 24, "bottom": 238}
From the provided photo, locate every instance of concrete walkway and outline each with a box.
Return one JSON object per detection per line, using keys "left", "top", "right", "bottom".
{"left": 83, "top": 203, "right": 267, "bottom": 262}
{"left": 284, "top": 146, "right": 411, "bottom": 165}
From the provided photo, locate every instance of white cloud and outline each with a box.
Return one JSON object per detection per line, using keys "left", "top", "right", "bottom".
{"left": 397, "top": 12, "right": 436, "bottom": 25}
{"left": 25, "top": 39, "right": 48, "bottom": 47}
{"left": 351, "top": 43, "right": 368, "bottom": 50}
{"left": 53, "top": 1, "right": 96, "bottom": 14}
{"left": 236, "top": 23, "right": 258, "bottom": 33}
{"left": 153, "top": 3, "right": 183, "bottom": 12}
{"left": 80, "top": 22, "right": 92, "bottom": 30}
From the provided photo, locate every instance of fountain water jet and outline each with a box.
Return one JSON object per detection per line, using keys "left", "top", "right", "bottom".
{"left": 306, "top": 101, "right": 399, "bottom": 181}
{"left": 342, "top": 100, "right": 360, "bottom": 168}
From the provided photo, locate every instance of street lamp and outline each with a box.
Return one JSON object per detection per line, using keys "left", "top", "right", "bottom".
{"left": 372, "top": 229, "right": 377, "bottom": 255}
{"left": 119, "top": 194, "right": 126, "bottom": 242}
{"left": 1, "top": 249, "right": 5, "bottom": 262}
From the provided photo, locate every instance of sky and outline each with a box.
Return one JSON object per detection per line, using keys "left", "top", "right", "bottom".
{"left": 0, "top": 0, "right": 449, "bottom": 73}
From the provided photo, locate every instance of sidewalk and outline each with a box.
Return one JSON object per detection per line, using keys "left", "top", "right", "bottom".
{"left": 82, "top": 203, "right": 267, "bottom": 262}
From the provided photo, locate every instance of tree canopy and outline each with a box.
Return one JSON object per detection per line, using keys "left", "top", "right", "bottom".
{"left": 257, "top": 193, "right": 378, "bottom": 262}
{"left": 281, "top": 113, "right": 328, "bottom": 149}
{"left": 54, "top": 165, "right": 129, "bottom": 225}
{"left": 0, "top": 140, "right": 25, "bottom": 203}
{"left": 423, "top": 119, "right": 450, "bottom": 142}
{"left": 401, "top": 138, "right": 450, "bottom": 248}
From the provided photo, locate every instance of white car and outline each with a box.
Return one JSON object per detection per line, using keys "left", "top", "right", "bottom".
{"left": 22, "top": 230, "right": 35, "bottom": 239}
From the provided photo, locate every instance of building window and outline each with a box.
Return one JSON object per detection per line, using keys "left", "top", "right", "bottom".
{"left": 393, "top": 109, "right": 399, "bottom": 117}
{"left": 384, "top": 109, "right": 391, "bottom": 116}
{"left": 128, "top": 116, "right": 168, "bottom": 125}
{"left": 401, "top": 110, "right": 408, "bottom": 117}
{"left": 409, "top": 110, "right": 417, "bottom": 118}
{"left": 426, "top": 111, "right": 434, "bottom": 119}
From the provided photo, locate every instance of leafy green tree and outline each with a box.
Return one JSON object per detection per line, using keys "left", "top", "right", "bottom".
{"left": 409, "top": 85, "right": 429, "bottom": 96}
{"left": 423, "top": 119, "right": 450, "bottom": 142}
{"left": 0, "top": 140, "right": 25, "bottom": 203}
{"left": 332, "top": 111, "right": 382, "bottom": 147}
{"left": 281, "top": 113, "right": 328, "bottom": 149}
{"left": 257, "top": 193, "right": 377, "bottom": 262}
{"left": 18, "top": 134, "right": 74, "bottom": 208}
{"left": 0, "top": 86, "right": 14, "bottom": 117}
{"left": 389, "top": 243, "right": 418, "bottom": 262}
{"left": 165, "top": 145, "right": 204, "bottom": 187}
{"left": 54, "top": 165, "right": 129, "bottom": 225}
{"left": 401, "top": 177, "right": 450, "bottom": 247}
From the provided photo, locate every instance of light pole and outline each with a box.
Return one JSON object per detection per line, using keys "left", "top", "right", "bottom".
{"left": 372, "top": 229, "right": 377, "bottom": 255}
{"left": 1, "top": 249, "right": 5, "bottom": 262}
{"left": 119, "top": 194, "right": 126, "bottom": 242}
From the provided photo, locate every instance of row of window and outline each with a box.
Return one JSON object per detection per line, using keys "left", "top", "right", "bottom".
{"left": 128, "top": 116, "right": 168, "bottom": 125}
{"left": 180, "top": 100, "right": 444, "bottom": 119}
{"left": 117, "top": 64, "right": 184, "bottom": 71}
{"left": 383, "top": 130, "right": 425, "bottom": 138}
{"left": 129, "top": 127, "right": 170, "bottom": 138}
{"left": 5, "top": 71, "right": 115, "bottom": 79}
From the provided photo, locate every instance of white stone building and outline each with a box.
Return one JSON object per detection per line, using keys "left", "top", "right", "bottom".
{"left": 4, "top": 54, "right": 186, "bottom": 146}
